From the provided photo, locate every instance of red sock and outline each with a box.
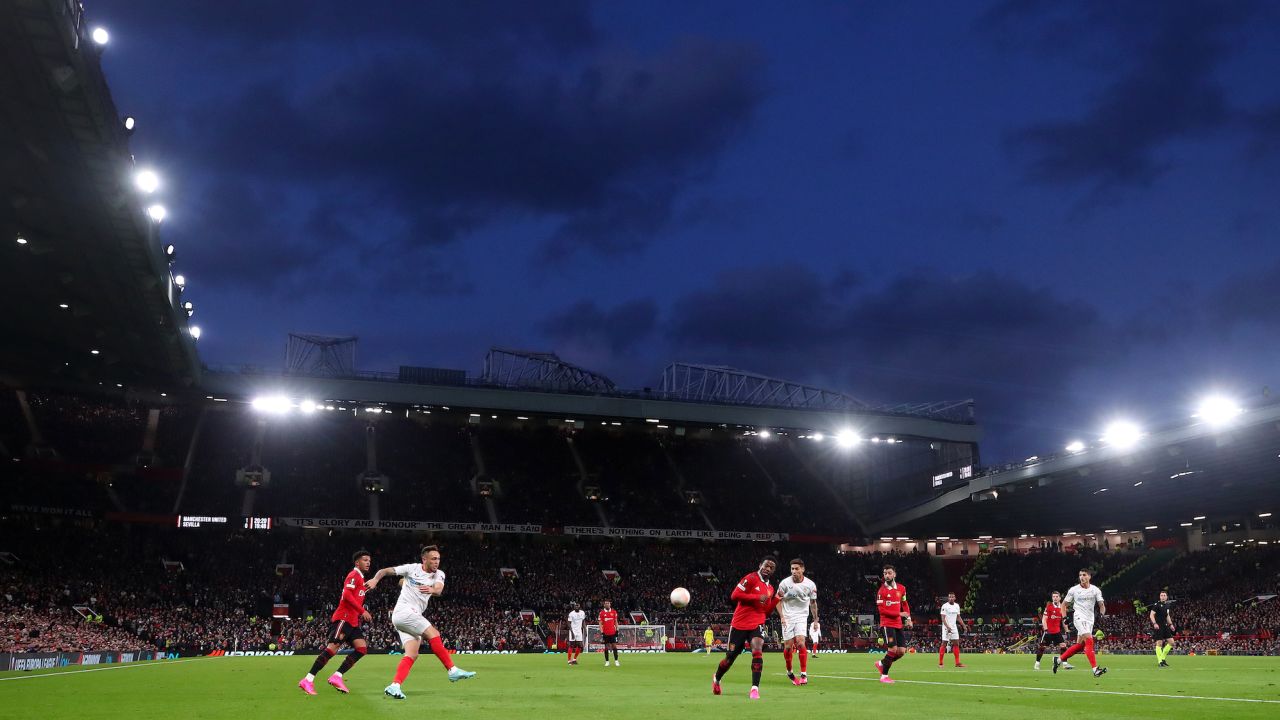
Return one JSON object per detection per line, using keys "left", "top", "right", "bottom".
{"left": 939, "top": 644, "right": 946, "bottom": 663}
{"left": 428, "top": 636, "right": 454, "bottom": 670}
{"left": 1084, "top": 636, "right": 1096, "bottom": 668}
{"left": 799, "top": 645, "right": 808, "bottom": 673}
{"left": 953, "top": 644, "right": 961, "bottom": 664}
{"left": 1060, "top": 642, "right": 1082, "bottom": 661}
{"left": 393, "top": 656, "right": 415, "bottom": 684}
{"left": 784, "top": 648, "right": 793, "bottom": 671}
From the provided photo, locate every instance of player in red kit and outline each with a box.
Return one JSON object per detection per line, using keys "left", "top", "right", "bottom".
{"left": 1034, "top": 591, "right": 1073, "bottom": 671}
{"left": 712, "top": 555, "right": 780, "bottom": 700}
{"left": 599, "top": 599, "right": 621, "bottom": 667}
{"left": 298, "top": 550, "right": 374, "bottom": 695}
{"left": 874, "top": 564, "right": 912, "bottom": 685}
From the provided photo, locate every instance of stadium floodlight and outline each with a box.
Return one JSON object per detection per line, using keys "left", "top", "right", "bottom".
{"left": 123, "top": 116, "right": 136, "bottom": 134}
{"left": 188, "top": 325, "right": 201, "bottom": 340}
{"left": 1195, "top": 395, "right": 1241, "bottom": 427}
{"left": 936, "top": 536, "right": 950, "bottom": 540}
{"left": 1101, "top": 420, "right": 1141, "bottom": 449}
{"left": 1193, "top": 515, "right": 1205, "bottom": 520}
{"left": 757, "top": 429, "right": 771, "bottom": 439}
{"left": 1179, "top": 522, "right": 1193, "bottom": 527}
{"left": 1144, "top": 525, "right": 1158, "bottom": 529}
{"left": 646, "top": 418, "right": 660, "bottom": 423}
{"left": 147, "top": 204, "right": 167, "bottom": 223}
{"left": 91, "top": 27, "right": 110, "bottom": 45}
{"left": 251, "top": 395, "right": 290, "bottom": 414}
{"left": 1065, "top": 440, "right": 1085, "bottom": 453}
{"left": 835, "top": 429, "right": 859, "bottom": 448}
{"left": 1260, "top": 513, "right": 1273, "bottom": 518}
{"left": 16, "top": 234, "right": 27, "bottom": 245}
{"left": 811, "top": 432, "right": 824, "bottom": 442}
{"left": 299, "top": 399, "right": 317, "bottom": 413}
{"left": 58, "top": 303, "right": 69, "bottom": 309}
{"left": 134, "top": 169, "right": 160, "bottom": 194}
{"left": 183, "top": 301, "right": 193, "bottom": 316}
{"left": 90, "top": 349, "right": 100, "bottom": 355}
{"left": 1063, "top": 531, "right": 1077, "bottom": 536}
{"left": 173, "top": 274, "right": 186, "bottom": 289}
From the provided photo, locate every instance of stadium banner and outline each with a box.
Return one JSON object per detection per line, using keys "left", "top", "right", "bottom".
{"left": 0, "top": 651, "right": 167, "bottom": 671}
{"left": 563, "top": 526, "right": 788, "bottom": 541}
{"left": 275, "top": 518, "right": 542, "bottom": 534}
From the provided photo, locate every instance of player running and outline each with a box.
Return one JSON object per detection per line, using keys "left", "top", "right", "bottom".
{"left": 938, "top": 591, "right": 968, "bottom": 668}
{"left": 713, "top": 555, "right": 780, "bottom": 700}
{"left": 598, "top": 599, "right": 620, "bottom": 667}
{"left": 298, "top": 550, "right": 374, "bottom": 695}
{"left": 775, "top": 557, "right": 818, "bottom": 685}
{"left": 364, "top": 545, "right": 475, "bottom": 699}
{"left": 1150, "top": 590, "right": 1176, "bottom": 667}
{"left": 567, "top": 602, "right": 586, "bottom": 665}
{"left": 809, "top": 619, "right": 821, "bottom": 655}
{"left": 1034, "top": 591, "right": 1073, "bottom": 671}
{"left": 1055, "top": 569, "right": 1106, "bottom": 678}
{"left": 874, "top": 564, "right": 912, "bottom": 684}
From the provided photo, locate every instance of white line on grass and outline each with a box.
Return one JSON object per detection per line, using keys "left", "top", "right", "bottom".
{"left": 0, "top": 657, "right": 208, "bottom": 681}
{"left": 791, "top": 673, "right": 1280, "bottom": 704}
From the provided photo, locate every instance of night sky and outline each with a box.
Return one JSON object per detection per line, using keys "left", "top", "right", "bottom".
{"left": 88, "top": 1, "right": 1280, "bottom": 462}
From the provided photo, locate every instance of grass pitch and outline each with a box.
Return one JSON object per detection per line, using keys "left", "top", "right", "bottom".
{"left": 3, "top": 652, "right": 1279, "bottom": 719}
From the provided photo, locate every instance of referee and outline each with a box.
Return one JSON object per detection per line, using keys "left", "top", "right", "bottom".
{"left": 1149, "top": 590, "right": 1176, "bottom": 667}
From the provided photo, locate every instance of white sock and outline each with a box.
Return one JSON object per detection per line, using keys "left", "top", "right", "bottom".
{"left": 334, "top": 672, "right": 342, "bottom": 678}
{"left": 304, "top": 673, "right": 315, "bottom": 682}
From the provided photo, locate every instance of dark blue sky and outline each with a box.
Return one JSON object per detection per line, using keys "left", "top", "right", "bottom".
{"left": 90, "top": 1, "right": 1280, "bottom": 461}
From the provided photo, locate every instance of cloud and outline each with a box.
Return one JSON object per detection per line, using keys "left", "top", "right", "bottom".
{"left": 540, "top": 299, "right": 659, "bottom": 355}
{"left": 992, "top": 1, "right": 1255, "bottom": 195}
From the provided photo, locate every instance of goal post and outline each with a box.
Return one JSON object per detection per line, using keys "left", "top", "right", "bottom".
{"left": 585, "top": 624, "right": 667, "bottom": 653}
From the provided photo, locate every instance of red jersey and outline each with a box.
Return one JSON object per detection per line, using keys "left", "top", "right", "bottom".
{"left": 598, "top": 608, "right": 619, "bottom": 635}
{"left": 730, "top": 572, "right": 780, "bottom": 631}
{"left": 876, "top": 582, "right": 910, "bottom": 629}
{"left": 331, "top": 568, "right": 367, "bottom": 626}
{"left": 1043, "top": 602, "right": 1064, "bottom": 633}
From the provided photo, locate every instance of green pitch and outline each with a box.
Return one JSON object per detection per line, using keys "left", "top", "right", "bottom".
{"left": 3, "top": 653, "right": 1279, "bottom": 719}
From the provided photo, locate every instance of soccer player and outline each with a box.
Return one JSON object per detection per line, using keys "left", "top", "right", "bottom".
{"left": 775, "top": 557, "right": 818, "bottom": 685}
{"left": 598, "top": 599, "right": 620, "bottom": 666}
{"left": 712, "top": 555, "right": 780, "bottom": 700}
{"left": 809, "top": 619, "right": 821, "bottom": 655}
{"left": 703, "top": 626, "right": 715, "bottom": 655}
{"left": 365, "top": 545, "right": 475, "bottom": 699}
{"left": 874, "top": 564, "right": 912, "bottom": 685}
{"left": 1055, "top": 569, "right": 1106, "bottom": 677}
{"left": 938, "top": 591, "right": 967, "bottom": 667}
{"left": 298, "top": 550, "right": 374, "bottom": 695}
{"left": 567, "top": 602, "right": 586, "bottom": 665}
{"left": 1150, "top": 590, "right": 1176, "bottom": 667}
{"left": 1034, "top": 590, "right": 1073, "bottom": 671}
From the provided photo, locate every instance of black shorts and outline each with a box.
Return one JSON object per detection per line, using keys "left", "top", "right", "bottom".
{"left": 328, "top": 620, "right": 364, "bottom": 645}
{"left": 881, "top": 626, "right": 909, "bottom": 648}
{"left": 727, "top": 626, "right": 763, "bottom": 653}
{"left": 1153, "top": 626, "right": 1174, "bottom": 641}
{"left": 1040, "top": 631, "right": 1065, "bottom": 646}
{"left": 602, "top": 633, "right": 618, "bottom": 644}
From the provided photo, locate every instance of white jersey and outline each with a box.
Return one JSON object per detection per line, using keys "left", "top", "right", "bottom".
{"left": 776, "top": 577, "right": 817, "bottom": 619}
{"left": 940, "top": 602, "right": 962, "bottom": 631}
{"left": 809, "top": 621, "right": 821, "bottom": 640}
{"left": 1065, "top": 583, "right": 1103, "bottom": 624}
{"left": 568, "top": 610, "right": 586, "bottom": 639}
{"left": 392, "top": 563, "right": 446, "bottom": 615}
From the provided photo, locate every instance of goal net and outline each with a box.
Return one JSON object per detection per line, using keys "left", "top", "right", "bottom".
{"left": 585, "top": 625, "right": 667, "bottom": 653}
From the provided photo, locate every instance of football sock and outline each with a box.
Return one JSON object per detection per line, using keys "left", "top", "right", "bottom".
{"left": 337, "top": 645, "right": 366, "bottom": 674}
{"left": 308, "top": 647, "right": 336, "bottom": 676}
{"left": 715, "top": 655, "right": 735, "bottom": 681}
{"left": 881, "top": 651, "right": 897, "bottom": 674}
{"left": 1060, "top": 642, "right": 1082, "bottom": 661}
{"left": 798, "top": 645, "right": 808, "bottom": 673}
{"left": 1035, "top": 647, "right": 1044, "bottom": 662}
{"left": 750, "top": 650, "right": 763, "bottom": 688}
{"left": 428, "top": 636, "right": 454, "bottom": 670}
{"left": 1084, "top": 637, "right": 1097, "bottom": 668}
{"left": 938, "top": 644, "right": 946, "bottom": 664}
{"left": 393, "top": 656, "right": 415, "bottom": 684}
{"left": 784, "top": 648, "right": 793, "bottom": 672}
{"left": 953, "top": 644, "right": 961, "bottom": 664}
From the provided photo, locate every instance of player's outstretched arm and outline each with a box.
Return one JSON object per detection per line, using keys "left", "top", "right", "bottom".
{"left": 365, "top": 566, "right": 398, "bottom": 589}
{"left": 418, "top": 580, "right": 444, "bottom": 596}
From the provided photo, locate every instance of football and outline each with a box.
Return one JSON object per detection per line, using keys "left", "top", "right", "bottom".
{"left": 670, "top": 587, "right": 691, "bottom": 608}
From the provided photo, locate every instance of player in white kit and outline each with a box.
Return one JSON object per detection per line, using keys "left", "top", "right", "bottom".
{"left": 1056, "top": 568, "right": 1106, "bottom": 678}
{"left": 364, "top": 545, "right": 476, "bottom": 699}
{"left": 808, "top": 620, "right": 821, "bottom": 655}
{"left": 775, "top": 558, "right": 818, "bottom": 686}
{"left": 566, "top": 602, "right": 586, "bottom": 665}
{"left": 938, "top": 591, "right": 968, "bottom": 667}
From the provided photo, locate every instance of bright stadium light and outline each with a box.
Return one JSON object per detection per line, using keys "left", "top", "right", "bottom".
{"left": 835, "top": 429, "right": 859, "bottom": 448}
{"left": 188, "top": 325, "right": 201, "bottom": 340}
{"left": 147, "top": 204, "right": 167, "bottom": 222}
{"left": 1101, "top": 420, "right": 1141, "bottom": 449}
{"left": 173, "top": 274, "right": 186, "bottom": 289}
{"left": 251, "top": 395, "right": 290, "bottom": 414}
{"left": 811, "top": 432, "right": 824, "bottom": 442}
{"left": 757, "top": 429, "right": 771, "bottom": 439}
{"left": 91, "top": 27, "right": 110, "bottom": 46}
{"left": 164, "top": 243, "right": 176, "bottom": 260}
{"left": 183, "top": 300, "right": 193, "bottom": 316}
{"left": 123, "top": 116, "right": 136, "bottom": 133}
{"left": 299, "top": 399, "right": 317, "bottom": 413}
{"left": 1144, "top": 525, "right": 1158, "bottom": 530}
{"left": 1195, "top": 395, "right": 1242, "bottom": 426}
{"left": 1065, "top": 440, "right": 1085, "bottom": 453}
{"left": 16, "top": 234, "right": 28, "bottom": 245}
{"left": 134, "top": 169, "right": 160, "bottom": 194}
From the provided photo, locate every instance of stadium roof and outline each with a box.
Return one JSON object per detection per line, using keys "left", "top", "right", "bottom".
{"left": 870, "top": 396, "right": 1280, "bottom": 538}
{"left": 0, "top": 0, "right": 199, "bottom": 388}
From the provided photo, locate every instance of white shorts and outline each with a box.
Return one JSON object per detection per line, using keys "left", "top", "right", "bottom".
{"left": 392, "top": 608, "right": 433, "bottom": 644}
{"left": 941, "top": 625, "right": 960, "bottom": 642}
{"left": 569, "top": 630, "right": 584, "bottom": 643}
{"left": 1073, "top": 618, "right": 1094, "bottom": 638}
{"left": 782, "top": 617, "right": 809, "bottom": 640}
{"left": 809, "top": 634, "right": 820, "bottom": 643}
